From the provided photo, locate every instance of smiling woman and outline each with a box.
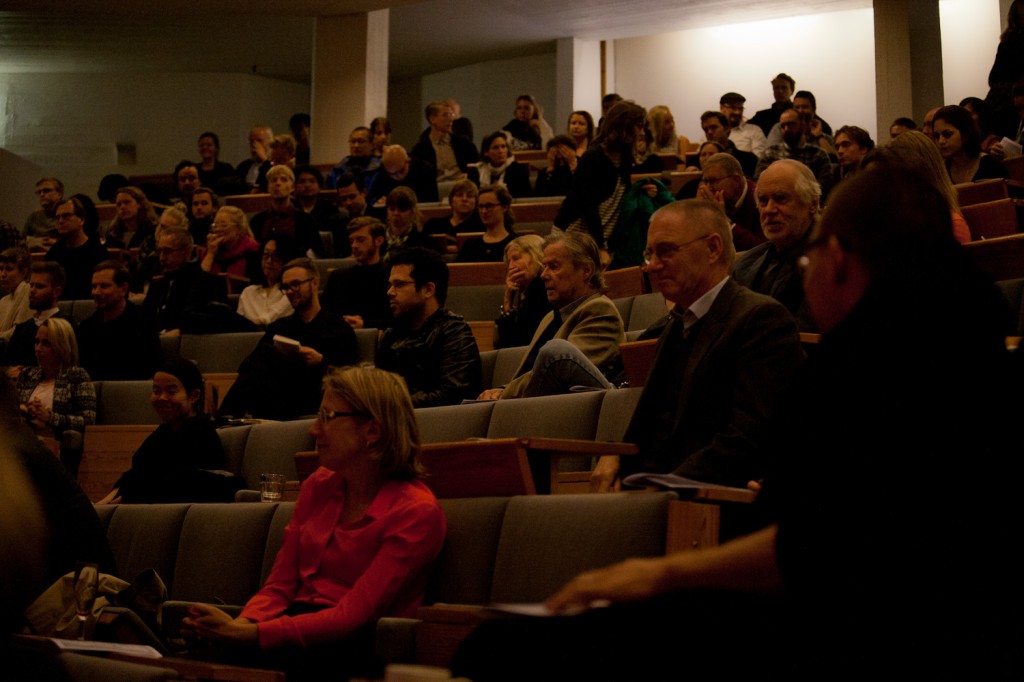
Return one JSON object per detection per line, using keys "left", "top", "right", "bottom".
{"left": 97, "top": 357, "right": 235, "bottom": 505}
{"left": 181, "top": 365, "right": 446, "bottom": 681}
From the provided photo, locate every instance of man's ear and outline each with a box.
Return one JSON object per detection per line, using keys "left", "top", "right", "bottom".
{"left": 421, "top": 281, "right": 437, "bottom": 299}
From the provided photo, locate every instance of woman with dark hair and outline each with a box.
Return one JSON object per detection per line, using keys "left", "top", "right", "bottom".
{"left": 105, "top": 186, "right": 159, "bottom": 249}
{"left": 457, "top": 186, "right": 517, "bottom": 263}
{"left": 502, "top": 94, "right": 552, "bottom": 151}
{"left": 97, "top": 357, "right": 233, "bottom": 505}
{"left": 932, "top": 105, "right": 1009, "bottom": 183}
{"left": 959, "top": 97, "right": 1001, "bottom": 152}
{"left": 568, "top": 111, "right": 595, "bottom": 155}
{"left": 468, "top": 131, "right": 532, "bottom": 198}
{"left": 554, "top": 100, "right": 648, "bottom": 266}
{"left": 370, "top": 117, "right": 392, "bottom": 158}
{"left": 197, "top": 132, "right": 236, "bottom": 189}
{"left": 182, "top": 365, "right": 446, "bottom": 681}
{"left": 535, "top": 135, "right": 579, "bottom": 197}
{"left": 237, "top": 236, "right": 300, "bottom": 328}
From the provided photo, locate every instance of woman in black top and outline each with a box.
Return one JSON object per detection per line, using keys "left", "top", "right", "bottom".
{"left": 456, "top": 186, "right": 516, "bottom": 263}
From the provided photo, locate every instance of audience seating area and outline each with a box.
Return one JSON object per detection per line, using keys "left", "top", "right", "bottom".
{"left": 91, "top": 490, "right": 677, "bottom": 669}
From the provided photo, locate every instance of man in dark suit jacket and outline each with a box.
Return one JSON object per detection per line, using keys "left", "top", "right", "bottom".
{"left": 732, "top": 159, "right": 818, "bottom": 331}
{"left": 592, "top": 200, "right": 803, "bottom": 490}
{"left": 142, "top": 227, "right": 227, "bottom": 334}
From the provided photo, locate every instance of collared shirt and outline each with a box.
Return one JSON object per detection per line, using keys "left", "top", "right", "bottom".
{"left": 33, "top": 307, "right": 60, "bottom": 326}
{"left": 430, "top": 132, "right": 462, "bottom": 181}
{"left": 682, "top": 275, "right": 729, "bottom": 336}
{"left": 730, "top": 122, "right": 768, "bottom": 158}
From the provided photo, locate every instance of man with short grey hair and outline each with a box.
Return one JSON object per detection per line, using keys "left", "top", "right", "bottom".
{"left": 478, "top": 231, "right": 625, "bottom": 400}
{"left": 592, "top": 199, "right": 803, "bottom": 490}
{"left": 733, "top": 159, "right": 819, "bottom": 330}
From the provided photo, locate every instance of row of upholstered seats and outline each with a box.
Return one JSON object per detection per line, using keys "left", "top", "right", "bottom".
{"left": 91, "top": 490, "right": 675, "bottom": 664}
{"left": 80, "top": 387, "right": 642, "bottom": 501}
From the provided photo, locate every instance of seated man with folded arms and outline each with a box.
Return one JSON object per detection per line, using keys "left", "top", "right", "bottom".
{"left": 451, "top": 169, "right": 1022, "bottom": 681}
{"left": 293, "top": 165, "right": 348, "bottom": 256}
{"left": 478, "top": 231, "right": 625, "bottom": 400}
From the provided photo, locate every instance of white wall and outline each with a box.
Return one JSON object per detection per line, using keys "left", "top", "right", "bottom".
{"left": 940, "top": 0, "right": 1002, "bottom": 105}
{"left": 394, "top": 52, "right": 558, "bottom": 149}
{"left": 0, "top": 72, "right": 309, "bottom": 212}
{"left": 614, "top": 8, "right": 878, "bottom": 141}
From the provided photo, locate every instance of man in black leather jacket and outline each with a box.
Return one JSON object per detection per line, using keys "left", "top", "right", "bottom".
{"left": 375, "top": 248, "right": 481, "bottom": 407}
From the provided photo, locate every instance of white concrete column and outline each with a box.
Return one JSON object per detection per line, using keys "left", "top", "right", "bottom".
{"left": 873, "top": 0, "right": 943, "bottom": 135}
{"left": 556, "top": 38, "right": 604, "bottom": 129}
{"left": 311, "top": 10, "right": 389, "bottom": 166}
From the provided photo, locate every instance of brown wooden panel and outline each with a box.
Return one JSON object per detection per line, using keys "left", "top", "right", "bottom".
{"left": 79, "top": 425, "right": 157, "bottom": 502}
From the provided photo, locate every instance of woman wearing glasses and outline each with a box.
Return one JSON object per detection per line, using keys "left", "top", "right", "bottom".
{"left": 456, "top": 186, "right": 517, "bottom": 263}
{"left": 183, "top": 365, "right": 446, "bottom": 680}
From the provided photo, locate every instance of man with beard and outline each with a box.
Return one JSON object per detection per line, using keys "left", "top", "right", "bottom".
{"left": 755, "top": 108, "right": 834, "bottom": 196}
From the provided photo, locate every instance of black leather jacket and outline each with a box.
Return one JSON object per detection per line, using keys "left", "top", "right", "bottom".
{"left": 376, "top": 308, "right": 482, "bottom": 407}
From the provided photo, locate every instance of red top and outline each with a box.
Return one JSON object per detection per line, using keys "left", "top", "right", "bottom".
{"left": 240, "top": 468, "right": 446, "bottom": 649}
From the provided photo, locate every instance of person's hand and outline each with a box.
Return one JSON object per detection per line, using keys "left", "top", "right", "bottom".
{"left": 343, "top": 315, "right": 365, "bottom": 329}
{"left": 641, "top": 181, "right": 658, "bottom": 199}
{"left": 747, "top": 480, "right": 763, "bottom": 492}
{"left": 696, "top": 183, "right": 726, "bottom": 211}
{"left": 161, "top": 328, "right": 181, "bottom": 337}
{"left": 251, "top": 139, "right": 268, "bottom": 162}
{"left": 506, "top": 263, "right": 529, "bottom": 292}
{"left": 558, "top": 144, "right": 578, "bottom": 171}
{"left": 990, "top": 142, "right": 1006, "bottom": 159}
{"left": 27, "top": 398, "right": 51, "bottom": 424}
{"left": 546, "top": 146, "right": 559, "bottom": 172}
{"left": 590, "top": 455, "right": 621, "bottom": 493}
{"left": 296, "top": 345, "right": 323, "bottom": 366}
{"left": 478, "top": 388, "right": 503, "bottom": 400}
{"left": 206, "top": 232, "right": 224, "bottom": 254}
{"left": 598, "top": 248, "right": 612, "bottom": 271}
{"left": 181, "top": 604, "right": 258, "bottom": 644}
{"left": 808, "top": 117, "right": 823, "bottom": 137}
{"left": 6, "top": 365, "right": 22, "bottom": 379}
{"left": 545, "top": 557, "right": 671, "bottom": 613}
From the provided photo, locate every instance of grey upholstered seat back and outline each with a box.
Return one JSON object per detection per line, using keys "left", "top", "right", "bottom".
{"left": 595, "top": 387, "right": 643, "bottom": 442}
{"left": 426, "top": 497, "right": 510, "bottom": 606}
{"left": 490, "top": 492, "right": 673, "bottom": 603}
{"left": 416, "top": 401, "right": 495, "bottom": 444}
{"left": 171, "top": 503, "right": 278, "bottom": 603}
{"left": 239, "top": 419, "right": 314, "bottom": 488}
{"left": 95, "top": 381, "right": 160, "bottom": 425}
{"left": 105, "top": 504, "right": 190, "bottom": 594}
{"left": 179, "top": 332, "right": 264, "bottom": 373}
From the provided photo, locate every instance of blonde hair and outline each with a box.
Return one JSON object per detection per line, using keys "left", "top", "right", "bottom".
{"left": 39, "top": 317, "right": 79, "bottom": 371}
{"left": 266, "top": 165, "right": 295, "bottom": 183}
{"left": 882, "top": 131, "right": 961, "bottom": 212}
{"left": 214, "top": 205, "right": 254, "bottom": 239}
{"left": 647, "top": 105, "right": 679, "bottom": 153}
{"left": 504, "top": 233, "right": 545, "bottom": 271}
{"left": 322, "top": 365, "right": 423, "bottom": 480}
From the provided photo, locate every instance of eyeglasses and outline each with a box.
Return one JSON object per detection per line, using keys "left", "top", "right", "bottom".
{"left": 317, "top": 407, "right": 368, "bottom": 424}
{"left": 643, "top": 234, "right": 712, "bottom": 264}
{"left": 388, "top": 279, "right": 417, "bottom": 290}
{"left": 55, "top": 212, "right": 79, "bottom": 221}
{"left": 280, "top": 277, "right": 314, "bottom": 293}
